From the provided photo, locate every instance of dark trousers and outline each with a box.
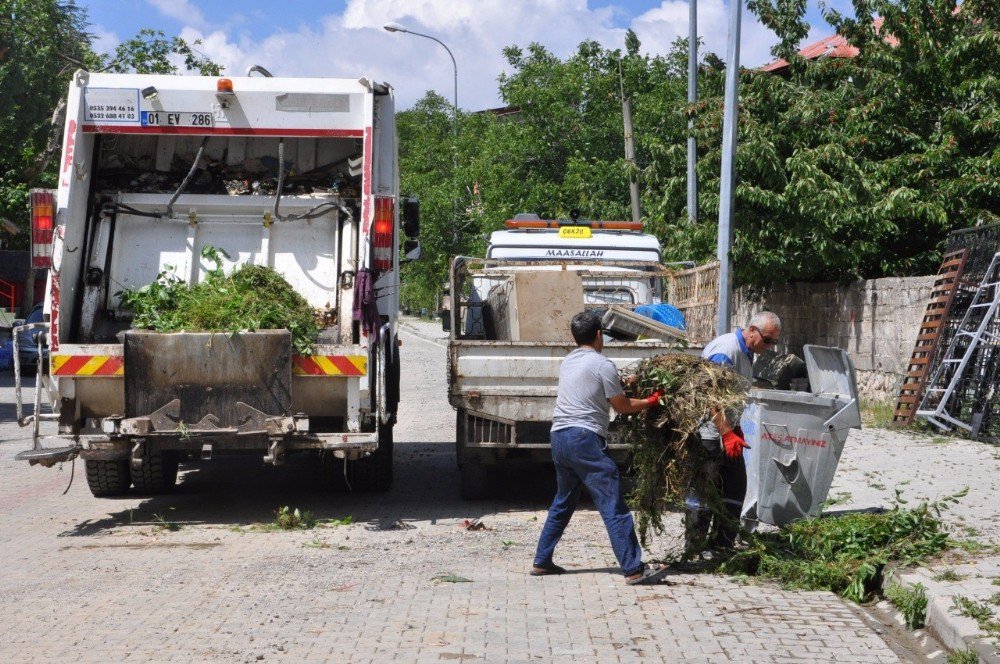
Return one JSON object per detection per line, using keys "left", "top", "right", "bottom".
{"left": 533, "top": 427, "right": 644, "bottom": 576}
{"left": 684, "top": 439, "right": 747, "bottom": 551}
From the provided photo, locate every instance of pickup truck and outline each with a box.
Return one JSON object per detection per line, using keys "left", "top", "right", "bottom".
{"left": 447, "top": 217, "right": 686, "bottom": 499}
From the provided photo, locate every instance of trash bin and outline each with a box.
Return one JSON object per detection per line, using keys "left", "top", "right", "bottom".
{"left": 740, "top": 345, "right": 862, "bottom": 529}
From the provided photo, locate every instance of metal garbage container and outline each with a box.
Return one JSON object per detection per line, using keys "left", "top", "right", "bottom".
{"left": 740, "top": 345, "right": 862, "bottom": 528}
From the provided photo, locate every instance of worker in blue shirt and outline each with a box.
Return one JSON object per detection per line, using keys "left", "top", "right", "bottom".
{"left": 685, "top": 311, "right": 783, "bottom": 554}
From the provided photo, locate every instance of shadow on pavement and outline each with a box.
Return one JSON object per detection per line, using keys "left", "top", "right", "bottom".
{"left": 58, "top": 439, "right": 562, "bottom": 537}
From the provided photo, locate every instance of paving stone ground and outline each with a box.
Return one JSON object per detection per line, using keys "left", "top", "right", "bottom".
{"left": 0, "top": 321, "right": 979, "bottom": 662}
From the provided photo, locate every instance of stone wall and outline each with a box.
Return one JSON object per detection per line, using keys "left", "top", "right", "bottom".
{"left": 732, "top": 275, "right": 937, "bottom": 403}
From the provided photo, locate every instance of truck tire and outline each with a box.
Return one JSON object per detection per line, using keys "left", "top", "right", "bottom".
{"left": 130, "top": 449, "right": 179, "bottom": 495}
{"left": 350, "top": 424, "right": 393, "bottom": 492}
{"left": 455, "top": 409, "right": 466, "bottom": 469}
{"left": 459, "top": 459, "right": 493, "bottom": 500}
{"left": 85, "top": 459, "right": 131, "bottom": 497}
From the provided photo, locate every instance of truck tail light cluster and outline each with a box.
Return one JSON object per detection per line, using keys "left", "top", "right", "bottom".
{"left": 30, "top": 189, "right": 55, "bottom": 269}
{"left": 372, "top": 196, "right": 395, "bottom": 272}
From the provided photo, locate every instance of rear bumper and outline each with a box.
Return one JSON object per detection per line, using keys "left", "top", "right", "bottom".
{"left": 62, "top": 431, "right": 378, "bottom": 459}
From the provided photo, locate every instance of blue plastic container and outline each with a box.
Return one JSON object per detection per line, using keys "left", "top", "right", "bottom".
{"left": 634, "top": 304, "right": 686, "bottom": 331}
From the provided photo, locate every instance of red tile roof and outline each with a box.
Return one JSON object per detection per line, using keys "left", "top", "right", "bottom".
{"left": 762, "top": 17, "right": 897, "bottom": 72}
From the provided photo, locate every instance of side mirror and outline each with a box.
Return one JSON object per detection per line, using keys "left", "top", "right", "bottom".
{"left": 402, "top": 197, "right": 420, "bottom": 238}
{"left": 402, "top": 238, "right": 423, "bottom": 262}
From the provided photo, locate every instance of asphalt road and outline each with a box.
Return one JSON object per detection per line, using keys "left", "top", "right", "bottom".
{"left": 0, "top": 329, "right": 924, "bottom": 663}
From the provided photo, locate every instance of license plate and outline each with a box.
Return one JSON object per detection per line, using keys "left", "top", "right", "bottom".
{"left": 140, "top": 111, "right": 214, "bottom": 127}
{"left": 558, "top": 226, "right": 592, "bottom": 239}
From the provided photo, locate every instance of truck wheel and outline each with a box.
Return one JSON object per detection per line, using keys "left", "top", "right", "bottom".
{"left": 351, "top": 424, "right": 393, "bottom": 492}
{"left": 459, "top": 460, "right": 493, "bottom": 500}
{"left": 130, "top": 449, "right": 179, "bottom": 495}
{"left": 85, "top": 459, "right": 131, "bottom": 497}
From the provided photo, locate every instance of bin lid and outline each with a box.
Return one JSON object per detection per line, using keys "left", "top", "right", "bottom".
{"left": 803, "top": 345, "right": 858, "bottom": 401}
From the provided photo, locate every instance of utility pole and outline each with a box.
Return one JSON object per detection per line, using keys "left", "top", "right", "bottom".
{"left": 687, "top": 0, "right": 698, "bottom": 225}
{"left": 716, "top": 0, "right": 742, "bottom": 336}
{"left": 619, "top": 61, "right": 641, "bottom": 224}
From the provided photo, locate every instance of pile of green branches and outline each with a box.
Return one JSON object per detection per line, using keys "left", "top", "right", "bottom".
{"left": 620, "top": 353, "right": 749, "bottom": 548}
{"left": 721, "top": 490, "right": 962, "bottom": 603}
{"left": 118, "top": 246, "right": 321, "bottom": 354}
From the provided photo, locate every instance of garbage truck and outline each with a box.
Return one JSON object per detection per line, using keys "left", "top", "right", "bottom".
{"left": 446, "top": 215, "right": 689, "bottom": 499}
{"left": 13, "top": 69, "right": 420, "bottom": 496}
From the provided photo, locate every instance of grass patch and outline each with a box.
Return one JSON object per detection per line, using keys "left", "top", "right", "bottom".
{"left": 935, "top": 569, "right": 966, "bottom": 582}
{"left": 718, "top": 490, "right": 964, "bottom": 603}
{"left": 318, "top": 515, "right": 354, "bottom": 527}
{"left": 952, "top": 595, "right": 1000, "bottom": 640}
{"left": 303, "top": 538, "right": 331, "bottom": 549}
{"left": 947, "top": 649, "right": 979, "bottom": 664}
{"left": 861, "top": 400, "right": 897, "bottom": 429}
{"left": 152, "top": 511, "right": 181, "bottom": 532}
{"left": 273, "top": 506, "right": 317, "bottom": 531}
{"left": 118, "top": 245, "right": 323, "bottom": 354}
{"left": 885, "top": 581, "right": 928, "bottom": 629}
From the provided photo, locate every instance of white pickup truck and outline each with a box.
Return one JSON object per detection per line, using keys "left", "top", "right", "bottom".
{"left": 447, "top": 216, "right": 685, "bottom": 499}
{"left": 15, "top": 70, "right": 419, "bottom": 496}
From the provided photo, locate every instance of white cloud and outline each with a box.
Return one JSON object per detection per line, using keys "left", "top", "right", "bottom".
{"left": 89, "top": 24, "right": 121, "bottom": 57}
{"left": 156, "top": 0, "right": 787, "bottom": 110}
{"left": 148, "top": 0, "right": 208, "bottom": 31}
{"left": 632, "top": 0, "right": 781, "bottom": 67}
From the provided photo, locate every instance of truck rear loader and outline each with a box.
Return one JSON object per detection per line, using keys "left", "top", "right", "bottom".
{"left": 14, "top": 70, "right": 419, "bottom": 496}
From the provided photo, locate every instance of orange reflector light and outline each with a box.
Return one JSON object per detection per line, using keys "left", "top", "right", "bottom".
{"left": 217, "top": 78, "right": 234, "bottom": 93}
{"left": 504, "top": 219, "right": 643, "bottom": 231}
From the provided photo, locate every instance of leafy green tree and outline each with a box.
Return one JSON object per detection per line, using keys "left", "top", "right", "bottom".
{"left": 0, "top": 0, "right": 97, "bottom": 251}
{"left": 654, "top": 0, "right": 999, "bottom": 286}
{"left": 101, "top": 28, "right": 222, "bottom": 76}
{"left": 0, "top": 2, "right": 222, "bottom": 257}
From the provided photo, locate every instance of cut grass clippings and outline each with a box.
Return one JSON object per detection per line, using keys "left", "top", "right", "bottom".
{"left": 719, "top": 490, "right": 964, "bottom": 603}
{"left": 619, "top": 353, "right": 748, "bottom": 548}
{"left": 118, "top": 246, "right": 324, "bottom": 354}
{"left": 618, "top": 353, "right": 961, "bottom": 605}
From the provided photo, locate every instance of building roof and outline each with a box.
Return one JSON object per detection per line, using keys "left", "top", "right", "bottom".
{"left": 762, "top": 17, "right": 897, "bottom": 72}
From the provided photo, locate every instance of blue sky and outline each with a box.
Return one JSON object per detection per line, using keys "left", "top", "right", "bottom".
{"left": 79, "top": 0, "right": 847, "bottom": 110}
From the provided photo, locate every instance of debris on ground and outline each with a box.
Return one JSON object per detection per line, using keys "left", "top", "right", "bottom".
{"left": 459, "top": 518, "right": 490, "bottom": 531}
{"left": 117, "top": 245, "right": 322, "bottom": 354}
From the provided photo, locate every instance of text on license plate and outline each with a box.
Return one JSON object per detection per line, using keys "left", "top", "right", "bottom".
{"left": 140, "top": 111, "right": 214, "bottom": 127}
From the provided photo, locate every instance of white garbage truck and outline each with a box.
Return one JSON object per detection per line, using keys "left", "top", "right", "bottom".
{"left": 14, "top": 70, "right": 420, "bottom": 496}
{"left": 446, "top": 215, "right": 688, "bottom": 498}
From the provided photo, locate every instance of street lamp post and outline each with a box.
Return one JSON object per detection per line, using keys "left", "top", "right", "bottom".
{"left": 384, "top": 22, "right": 460, "bottom": 250}
{"left": 383, "top": 22, "right": 458, "bottom": 134}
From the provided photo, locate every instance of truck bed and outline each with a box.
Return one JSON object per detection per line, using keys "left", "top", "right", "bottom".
{"left": 449, "top": 339, "right": 693, "bottom": 446}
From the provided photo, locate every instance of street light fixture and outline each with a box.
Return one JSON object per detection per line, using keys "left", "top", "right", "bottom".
{"left": 383, "top": 22, "right": 458, "bottom": 131}
{"left": 384, "top": 21, "right": 461, "bottom": 251}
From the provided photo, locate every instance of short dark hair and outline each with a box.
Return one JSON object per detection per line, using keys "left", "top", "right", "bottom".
{"left": 570, "top": 310, "right": 602, "bottom": 345}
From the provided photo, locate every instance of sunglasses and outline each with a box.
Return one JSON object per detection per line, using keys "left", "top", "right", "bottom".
{"left": 752, "top": 326, "right": 779, "bottom": 345}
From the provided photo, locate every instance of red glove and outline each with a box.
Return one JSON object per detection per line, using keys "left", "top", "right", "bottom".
{"left": 722, "top": 430, "right": 749, "bottom": 458}
{"left": 645, "top": 390, "right": 664, "bottom": 406}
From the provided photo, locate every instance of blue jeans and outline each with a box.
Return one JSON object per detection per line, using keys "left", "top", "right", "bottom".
{"left": 533, "top": 427, "right": 644, "bottom": 576}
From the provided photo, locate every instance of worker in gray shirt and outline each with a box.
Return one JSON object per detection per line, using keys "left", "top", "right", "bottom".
{"left": 531, "top": 310, "right": 668, "bottom": 585}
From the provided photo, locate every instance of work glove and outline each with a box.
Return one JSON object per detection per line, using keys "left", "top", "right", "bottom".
{"left": 645, "top": 390, "right": 664, "bottom": 406}
{"left": 722, "top": 430, "right": 749, "bottom": 459}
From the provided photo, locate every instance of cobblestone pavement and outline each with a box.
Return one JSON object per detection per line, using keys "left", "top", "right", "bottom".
{"left": 0, "top": 324, "right": 933, "bottom": 663}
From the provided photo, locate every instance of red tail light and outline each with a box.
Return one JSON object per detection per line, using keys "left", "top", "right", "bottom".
{"left": 373, "top": 196, "right": 395, "bottom": 272}
{"left": 30, "top": 189, "right": 55, "bottom": 269}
